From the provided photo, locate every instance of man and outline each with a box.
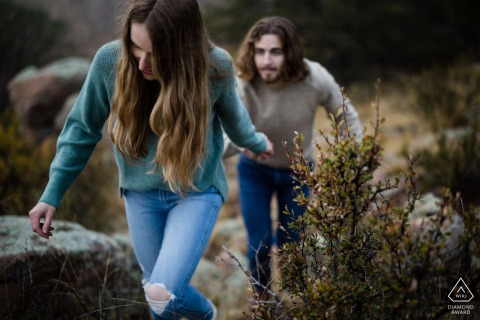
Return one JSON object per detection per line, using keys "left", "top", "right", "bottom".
{"left": 233, "top": 16, "right": 363, "bottom": 296}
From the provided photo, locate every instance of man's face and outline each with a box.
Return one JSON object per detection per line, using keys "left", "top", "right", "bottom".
{"left": 254, "top": 34, "right": 285, "bottom": 84}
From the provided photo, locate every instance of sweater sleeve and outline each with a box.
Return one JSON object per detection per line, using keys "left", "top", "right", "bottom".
{"left": 310, "top": 60, "right": 363, "bottom": 139}
{"left": 39, "top": 42, "right": 118, "bottom": 208}
{"left": 213, "top": 50, "right": 266, "bottom": 154}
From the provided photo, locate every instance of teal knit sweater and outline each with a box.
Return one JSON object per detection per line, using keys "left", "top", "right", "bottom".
{"left": 40, "top": 40, "right": 266, "bottom": 207}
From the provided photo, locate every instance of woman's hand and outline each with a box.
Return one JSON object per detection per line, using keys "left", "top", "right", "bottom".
{"left": 29, "top": 202, "right": 56, "bottom": 239}
{"left": 242, "top": 133, "right": 274, "bottom": 160}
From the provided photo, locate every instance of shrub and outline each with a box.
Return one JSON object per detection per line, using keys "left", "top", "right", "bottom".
{"left": 412, "top": 62, "right": 480, "bottom": 132}
{"left": 0, "top": 108, "right": 124, "bottom": 233}
{"left": 244, "top": 86, "right": 479, "bottom": 319}
{"left": 0, "top": 109, "right": 48, "bottom": 214}
{"left": 414, "top": 122, "right": 480, "bottom": 208}
{"left": 411, "top": 61, "right": 480, "bottom": 208}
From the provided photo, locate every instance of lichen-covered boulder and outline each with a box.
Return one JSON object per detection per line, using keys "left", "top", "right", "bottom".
{"left": 0, "top": 215, "right": 147, "bottom": 319}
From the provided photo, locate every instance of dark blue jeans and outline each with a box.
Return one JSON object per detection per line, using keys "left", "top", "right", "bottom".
{"left": 237, "top": 154, "right": 309, "bottom": 293}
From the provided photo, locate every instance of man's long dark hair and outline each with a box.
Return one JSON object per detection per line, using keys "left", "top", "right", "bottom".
{"left": 236, "top": 16, "right": 309, "bottom": 83}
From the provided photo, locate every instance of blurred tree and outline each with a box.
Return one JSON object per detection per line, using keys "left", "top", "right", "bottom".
{"left": 0, "top": 0, "right": 71, "bottom": 112}
{"left": 203, "top": 0, "right": 273, "bottom": 48}
{"left": 204, "top": 0, "right": 480, "bottom": 85}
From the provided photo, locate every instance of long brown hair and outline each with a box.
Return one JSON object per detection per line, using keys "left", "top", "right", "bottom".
{"left": 236, "top": 16, "right": 309, "bottom": 83}
{"left": 108, "top": 0, "right": 211, "bottom": 194}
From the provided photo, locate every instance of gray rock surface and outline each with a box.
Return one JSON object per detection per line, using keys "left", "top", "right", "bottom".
{"left": 0, "top": 215, "right": 147, "bottom": 319}
{"left": 1, "top": 215, "right": 252, "bottom": 319}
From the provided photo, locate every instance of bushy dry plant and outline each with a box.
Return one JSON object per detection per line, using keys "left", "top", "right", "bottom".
{"left": 414, "top": 122, "right": 480, "bottom": 208}
{"left": 0, "top": 109, "right": 48, "bottom": 214}
{"left": 0, "top": 108, "right": 124, "bottom": 233}
{"left": 411, "top": 61, "right": 480, "bottom": 209}
{"left": 246, "top": 85, "right": 480, "bottom": 319}
{"left": 413, "top": 62, "right": 480, "bottom": 132}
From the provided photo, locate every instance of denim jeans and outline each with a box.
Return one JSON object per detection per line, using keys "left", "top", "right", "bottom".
{"left": 237, "top": 155, "right": 309, "bottom": 292}
{"left": 123, "top": 186, "right": 221, "bottom": 320}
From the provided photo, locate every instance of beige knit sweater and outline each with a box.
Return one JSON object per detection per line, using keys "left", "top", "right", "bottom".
{"left": 225, "top": 58, "right": 363, "bottom": 168}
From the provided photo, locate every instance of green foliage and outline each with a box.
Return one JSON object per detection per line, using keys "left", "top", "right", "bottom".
{"left": 412, "top": 62, "right": 480, "bottom": 132}
{"left": 204, "top": 0, "right": 273, "bottom": 47}
{"left": 204, "top": 0, "right": 480, "bottom": 84}
{"left": 0, "top": 108, "right": 123, "bottom": 232}
{"left": 247, "top": 87, "right": 480, "bottom": 319}
{"left": 0, "top": 109, "right": 48, "bottom": 214}
{"left": 415, "top": 123, "right": 480, "bottom": 208}
{"left": 410, "top": 61, "right": 480, "bottom": 208}
{"left": 0, "top": 0, "right": 67, "bottom": 63}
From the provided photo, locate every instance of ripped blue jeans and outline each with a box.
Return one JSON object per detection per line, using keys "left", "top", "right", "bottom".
{"left": 123, "top": 186, "right": 221, "bottom": 319}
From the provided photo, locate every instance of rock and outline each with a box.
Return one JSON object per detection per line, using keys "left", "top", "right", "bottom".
{"left": 409, "top": 192, "right": 441, "bottom": 219}
{"left": 54, "top": 92, "right": 79, "bottom": 132}
{"left": 7, "top": 57, "right": 90, "bottom": 142}
{"left": 407, "top": 193, "right": 480, "bottom": 274}
{"left": 191, "top": 253, "right": 251, "bottom": 320}
{"left": 206, "top": 217, "right": 247, "bottom": 259}
{"left": 0, "top": 215, "right": 147, "bottom": 319}
{"left": 1, "top": 214, "right": 253, "bottom": 319}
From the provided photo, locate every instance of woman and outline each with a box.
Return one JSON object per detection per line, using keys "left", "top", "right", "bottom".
{"left": 28, "top": 0, "right": 273, "bottom": 319}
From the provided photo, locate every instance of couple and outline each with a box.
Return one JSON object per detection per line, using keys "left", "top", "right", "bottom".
{"left": 28, "top": 0, "right": 362, "bottom": 319}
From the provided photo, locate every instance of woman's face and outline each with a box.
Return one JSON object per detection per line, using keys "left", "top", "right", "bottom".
{"left": 130, "top": 22, "right": 155, "bottom": 81}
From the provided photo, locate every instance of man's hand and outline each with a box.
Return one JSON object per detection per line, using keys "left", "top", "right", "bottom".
{"left": 242, "top": 133, "right": 274, "bottom": 160}
{"left": 29, "top": 202, "right": 56, "bottom": 239}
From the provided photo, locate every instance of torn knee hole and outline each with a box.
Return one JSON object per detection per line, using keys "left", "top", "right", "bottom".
{"left": 145, "top": 283, "right": 175, "bottom": 302}
{"left": 144, "top": 283, "right": 176, "bottom": 316}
